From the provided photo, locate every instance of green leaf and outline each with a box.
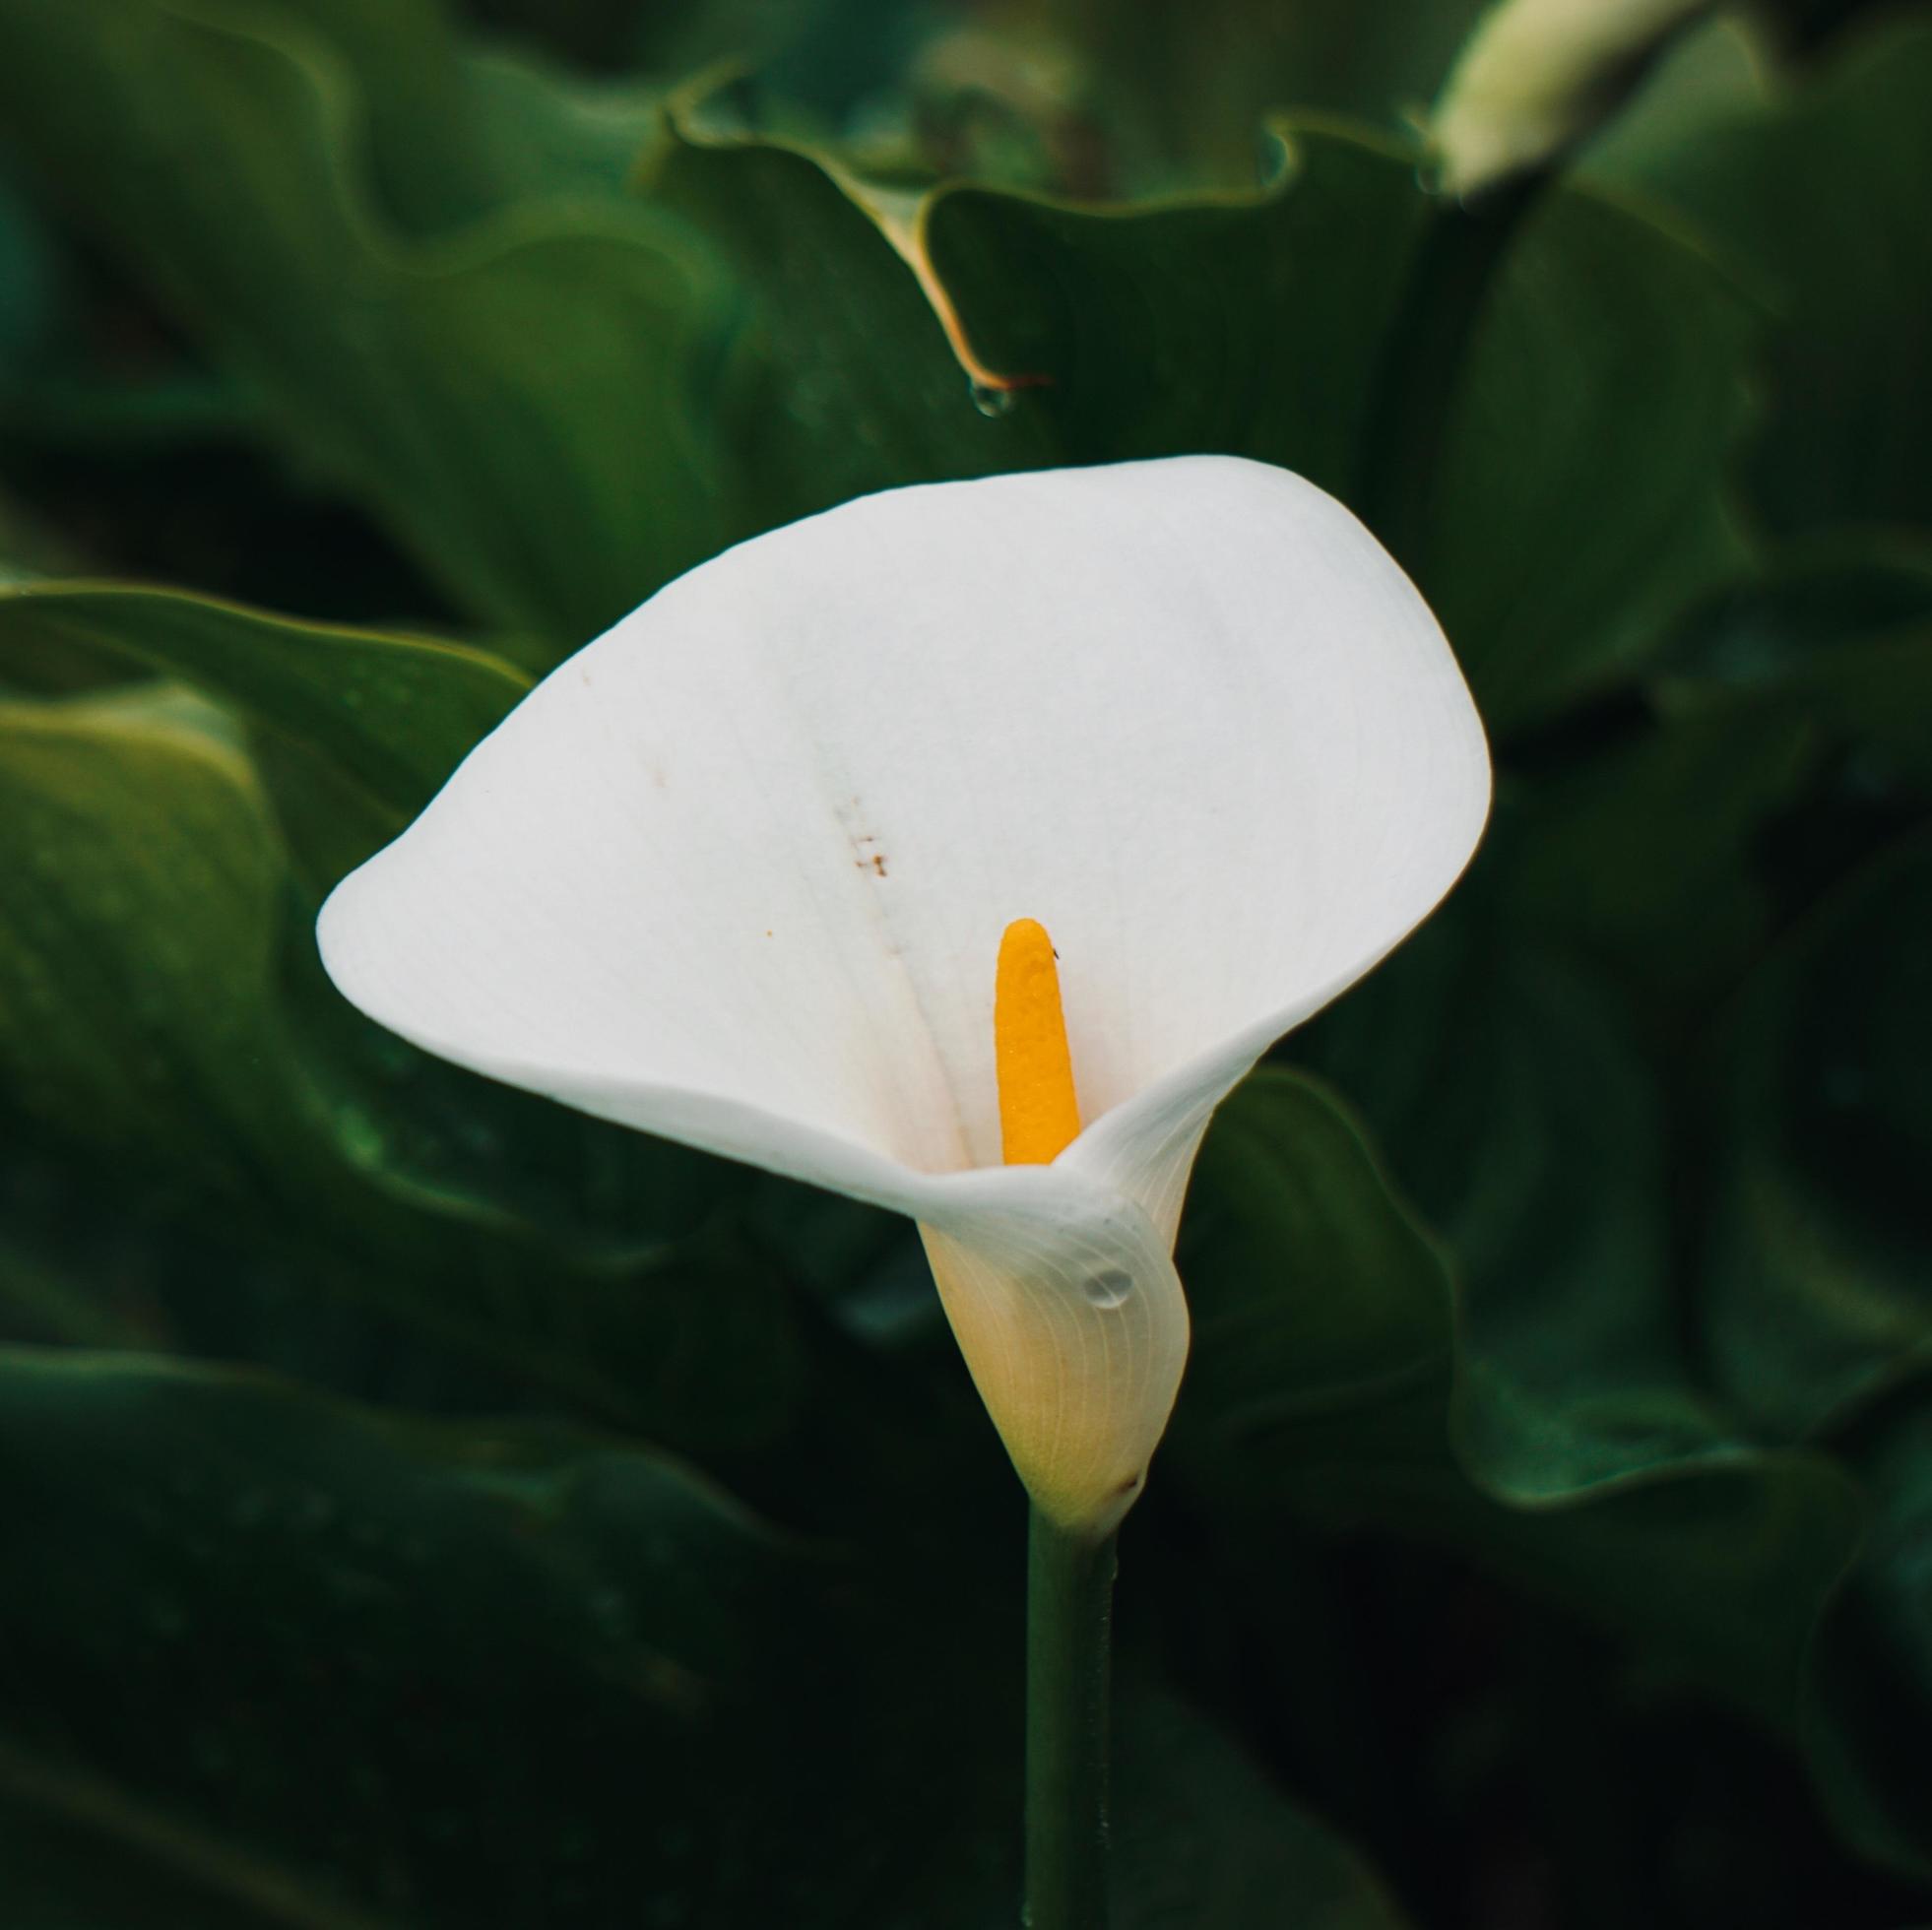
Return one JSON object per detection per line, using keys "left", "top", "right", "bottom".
{"left": 0, "top": 581, "right": 528, "bottom": 823}
{"left": 1490, "top": 696, "right": 1818, "bottom": 1002}
{"left": 0, "top": 1786, "right": 365, "bottom": 1930}
{"left": 1416, "top": 182, "right": 1754, "bottom": 733}
{"left": 649, "top": 98, "right": 1439, "bottom": 524}
{"left": 235, "top": 0, "right": 504, "bottom": 235}
{"left": 1577, "top": 14, "right": 1773, "bottom": 184}
{"left": 1652, "top": 553, "right": 1932, "bottom": 797}
{"left": 1519, "top": 535, "right": 1932, "bottom": 943}
{"left": 228, "top": 0, "right": 667, "bottom": 228}
{"left": 985, "top": 0, "right": 1492, "bottom": 188}
{"left": 0, "top": 687, "right": 302, "bottom": 1185}
{"left": 1700, "top": 834, "right": 1932, "bottom": 1442}
{"left": 1489, "top": 546, "right": 1932, "bottom": 1007}
{"left": 1595, "top": 13, "right": 1932, "bottom": 541}
{"left": 0, "top": 1348, "right": 871, "bottom": 1927}
{"left": 919, "top": 120, "right": 1429, "bottom": 502}
{"left": 1807, "top": 1396, "right": 1932, "bottom": 1883}
{"left": 1180, "top": 993, "right": 1861, "bottom": 1729}
{"left": 456, "top": 45, "right": 668, "bottom": 203}
{"left": 1112, "top": 1690, "right": 1413, "bottom": 1929}
{"left": 0, "top": 1222, "right": 156, "bottom": 1354}
{"left": 663, "top": 104, "right": 1425, "bottom": 511}
{"left": 0, "top": 1344, "right": 1426, "bottom": 1926}
{"left": 1172, "top": 1068, "right": 1450, "bottom": 1468}
{"left": 1649, "top": 543, "right": 1932, "bottom": 693}
{"left": 0, "top": 0, "right": 740, "bottom": 640}
{"left": 0, "top": 166, "right": 60, "bottom": 383}
{"left": 647, "top": 90, "right": 1059, "bottom": 533}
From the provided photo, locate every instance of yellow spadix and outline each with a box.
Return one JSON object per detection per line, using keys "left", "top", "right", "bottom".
{"left": 996, "top": 919, "right": 1081, "bottom": 1167}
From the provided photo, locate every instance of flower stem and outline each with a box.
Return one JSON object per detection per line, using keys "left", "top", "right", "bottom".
{"left": 1023, "top": 1510, "right": 1118, "bottom": 1930}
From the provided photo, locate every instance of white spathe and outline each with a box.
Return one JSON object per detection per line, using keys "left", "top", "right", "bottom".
{"left": 318, "top": 457, "right": 1490, "bottom": 1532}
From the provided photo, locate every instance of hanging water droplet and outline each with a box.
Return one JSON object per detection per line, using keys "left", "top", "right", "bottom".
{"left": 970, "top": 380, "right": 1015, "bottom": 419}
{"left": 1081, "top": 1269, "right": 1132, "bottom": 1310}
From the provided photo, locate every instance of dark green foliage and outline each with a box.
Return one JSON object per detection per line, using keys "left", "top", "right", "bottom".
{"left": 0, "top": 0, "right": 1930, "bottom": 1922}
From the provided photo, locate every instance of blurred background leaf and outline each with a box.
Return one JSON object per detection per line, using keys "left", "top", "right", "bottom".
{"left": 0, "top": 0, "right": 738, "bottom": 645}
{"left": 1590, "top": 12, "right": 1932, "bottom": 543}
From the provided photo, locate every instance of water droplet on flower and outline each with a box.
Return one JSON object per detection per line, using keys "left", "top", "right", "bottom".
{"left": 1081, "top": 1269, "right": 1131, "bottom": 1309}
{"left": 970, "top": 381, "right": 1015, "bottom": 418}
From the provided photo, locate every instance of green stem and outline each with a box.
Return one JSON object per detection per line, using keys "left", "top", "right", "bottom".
{"left": 1023, "top": 1510, "right": 1118, "bottom": 1930}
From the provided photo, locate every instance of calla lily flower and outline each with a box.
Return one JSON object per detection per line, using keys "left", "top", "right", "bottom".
{"left": 318, "top": 458, "right": 1489, "bottom": 1534}
{"left": 1431, "top": 0, "right": 1714, "bottom": 198}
